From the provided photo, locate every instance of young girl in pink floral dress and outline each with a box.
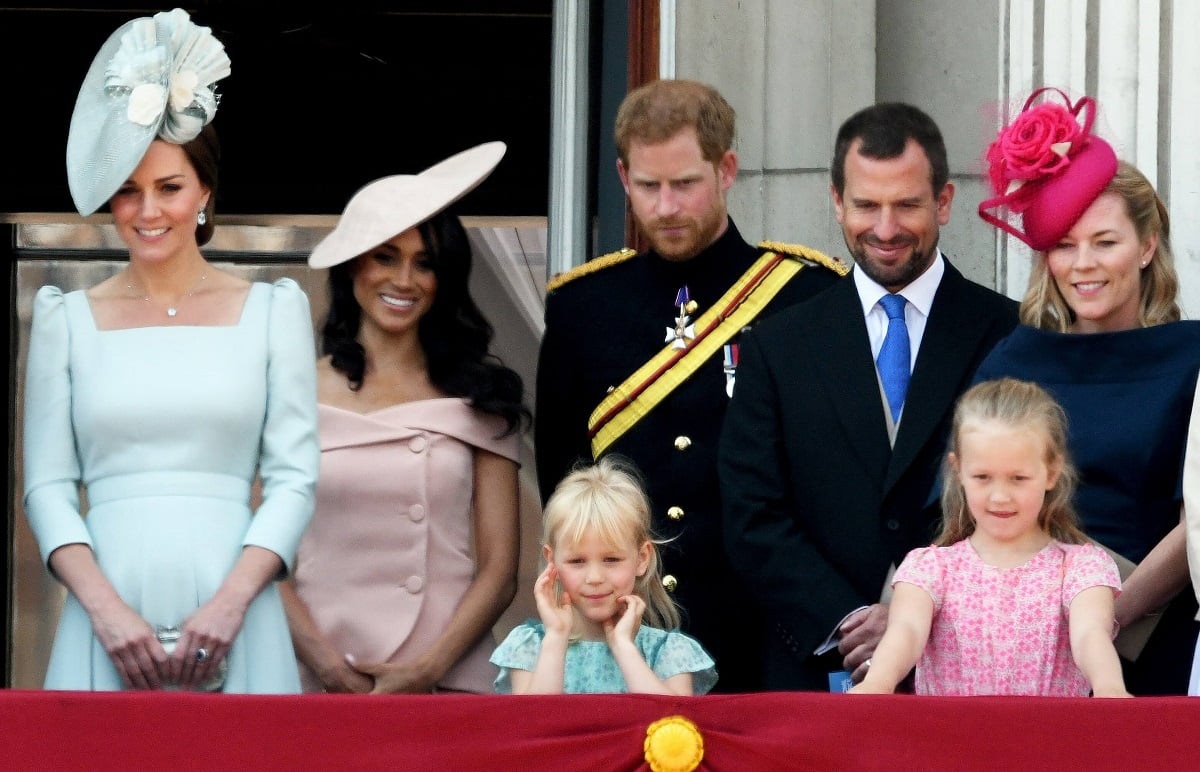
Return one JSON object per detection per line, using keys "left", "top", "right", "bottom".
{"left": 852, "top": 378, "right": 1129, "bottom": 697}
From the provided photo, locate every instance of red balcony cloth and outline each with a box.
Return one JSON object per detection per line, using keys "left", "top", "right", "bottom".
{"left": 1, "top": 689, "right": 1197, "bottom": 770}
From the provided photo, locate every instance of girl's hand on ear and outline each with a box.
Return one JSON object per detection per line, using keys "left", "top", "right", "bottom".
{"left": 604, "top": 594, "right": 645, "bottom": 646}
{"left": 534, "top": 563, "right": 573, "bottom": 635}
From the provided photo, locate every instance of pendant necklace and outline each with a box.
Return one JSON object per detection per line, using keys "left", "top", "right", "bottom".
{"left": 127, "top": 272, "right": 208, "bottom": 318}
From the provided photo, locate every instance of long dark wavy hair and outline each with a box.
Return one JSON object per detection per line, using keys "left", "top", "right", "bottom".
{"left": 321, "top": 208, "right": 530, "bottom": 436}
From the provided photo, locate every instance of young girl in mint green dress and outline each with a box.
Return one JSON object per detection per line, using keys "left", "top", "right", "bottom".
{"left": 492, "top": 457, "right": 716, "bottom": 694}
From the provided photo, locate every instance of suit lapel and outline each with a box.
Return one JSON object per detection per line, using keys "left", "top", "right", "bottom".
{"left": 884, "top": 263, "right": 982, "bottom": 492}
{"left": 812, "top": 279, "right": 893, "bottom": 484}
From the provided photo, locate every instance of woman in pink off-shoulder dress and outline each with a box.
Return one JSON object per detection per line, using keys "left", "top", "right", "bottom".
{"left": 279, "top": 144, "right": 530, "bottom": 693}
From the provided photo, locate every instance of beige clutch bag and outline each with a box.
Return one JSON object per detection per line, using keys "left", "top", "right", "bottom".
{"left": 156, "top": 625, "right": 229, "bottom": 692}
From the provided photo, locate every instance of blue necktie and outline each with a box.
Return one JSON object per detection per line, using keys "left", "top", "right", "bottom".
{"left": 877, "top": 294, "right": 910, "bottom": 422}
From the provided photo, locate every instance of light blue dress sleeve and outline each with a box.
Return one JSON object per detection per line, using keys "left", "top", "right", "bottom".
{"left": 23, "top": 286, "right": 92, "bottom": 569}
{"left": 240, "top": 279, "right": 319, "bottom": 575}
{"left": 490, "top": 621, "right": 544, "bottom": 694}
{"left": 644, "top": 628, "right": 719, "bottom": 695}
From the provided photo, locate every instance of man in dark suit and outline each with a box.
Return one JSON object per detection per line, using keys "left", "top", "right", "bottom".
{"left": 719, "top": 103, "right": 1020, "bottom": 691}
{"left": 536, "top": 80, "right": 845, "bottom": 692}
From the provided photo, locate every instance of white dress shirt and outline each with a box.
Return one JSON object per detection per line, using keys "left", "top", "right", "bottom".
{"left": 853, "top": 250, "right": 946, "bottom": 371}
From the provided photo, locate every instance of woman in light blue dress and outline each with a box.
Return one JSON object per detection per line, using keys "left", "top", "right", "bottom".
{"left": 21, "top": 9, "right": 318, "bottom": 692}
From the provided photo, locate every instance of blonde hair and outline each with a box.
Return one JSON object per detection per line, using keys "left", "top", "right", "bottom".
{"left": 542, "top": 456, "right": 680, "bottom": 630}
{"left": 937, "top": 378, "right": 1087, "bottom": 546}
{"left": 1021, "top": 161, "right": 1182, "bottom": 332}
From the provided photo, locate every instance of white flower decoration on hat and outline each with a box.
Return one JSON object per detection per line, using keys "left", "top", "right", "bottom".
{"left": 127, "top": 82, "right": 168, "bottom": 126}
{"left": 169, "top": 70, "right": 200, "bottom": 112}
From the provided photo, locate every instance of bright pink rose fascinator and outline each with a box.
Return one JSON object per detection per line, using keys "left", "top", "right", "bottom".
{"left": 978, "top": 87, "right": 1117, "bottom": 251}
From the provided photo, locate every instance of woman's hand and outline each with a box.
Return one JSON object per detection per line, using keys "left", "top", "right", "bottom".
{"left": 604, "top": 594, "right": 646, "bottom": 647}
{"left": 534, "top": 563, "right": 574, "bottom": 635}
{"left": 171, "top": 594, "right": 246, "bottom": 688}
{"left": 347, "top": 654, "right": 438, "bottom": 694}
{"left": 46, "top": 544, "right": 170, "bottom": 689}
{"left": 169, "top": 546, "right": 284, "bottom": 688}
{"left": 90, "top": 601, "right": 170, "bottom": 690}
{"left": 278, "top": 580, "right": 372, "bottom": 693}
{"left": 313, "top": 653, "right": 374, "bottom": 694}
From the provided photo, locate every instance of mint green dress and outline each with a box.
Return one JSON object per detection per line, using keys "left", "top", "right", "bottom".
{"left": 22, "top": 279, "right": 319, "bottom": 692}
{"left": 491, "top": 621, "right": 718, "bottom": 694}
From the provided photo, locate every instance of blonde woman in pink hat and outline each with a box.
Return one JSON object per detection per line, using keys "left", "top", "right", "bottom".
{"left": 976, "top": 88, "right": 1200, "bottom": 694}
{"left": 279, "top": 144, "right": 530, "bottom": 693}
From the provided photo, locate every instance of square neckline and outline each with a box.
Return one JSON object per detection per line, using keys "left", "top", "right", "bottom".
{"left": 80, "top": 282, "right": 258, "bottom": 333}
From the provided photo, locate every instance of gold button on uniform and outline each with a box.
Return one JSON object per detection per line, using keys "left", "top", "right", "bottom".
{"left": 673, "top": 435, "right": 692, "bottom": 451}
{"left": 667, "top": 506, "right": 685, "bottom": 521}
{"left": 662, "top": 574, "right": 678, "bottom": 593}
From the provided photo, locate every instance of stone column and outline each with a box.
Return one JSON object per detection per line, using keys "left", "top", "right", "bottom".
{"left": 674, "top": 0, "right": 876, "bottom": 255}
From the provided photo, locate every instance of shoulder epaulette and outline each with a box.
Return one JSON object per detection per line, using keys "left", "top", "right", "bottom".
{"left": 758, "top": 240, "right": 851, "bottom": 277}
{"left": 545, "top": 247, "right": 638, "bottom": 293}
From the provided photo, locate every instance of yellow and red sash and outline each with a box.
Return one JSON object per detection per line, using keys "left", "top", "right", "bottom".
{"left": 587, "top": 245, "right": 842, "bottom": 457}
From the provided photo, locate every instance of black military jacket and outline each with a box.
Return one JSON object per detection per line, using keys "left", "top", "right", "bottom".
{"left": 534, "top": 219, "right": 843, "bottom": 691}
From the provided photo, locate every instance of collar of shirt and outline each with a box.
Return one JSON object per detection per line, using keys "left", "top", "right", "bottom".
{"left": 853, "top": 251, "right": 946, "bottom": 364}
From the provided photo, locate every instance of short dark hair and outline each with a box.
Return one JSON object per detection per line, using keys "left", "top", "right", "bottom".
{"left": 181, "top": 123, "right": 220, "bottom": 246}
{"left": 831, "top": 103, "right": 948, "bottom": 197}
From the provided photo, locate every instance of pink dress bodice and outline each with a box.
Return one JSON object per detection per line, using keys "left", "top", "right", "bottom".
{"left": 293, "top": 398, "right": 519, "bottom": 693}
{"left": 894, "top": 539, "right": 1120, "bottom": 696}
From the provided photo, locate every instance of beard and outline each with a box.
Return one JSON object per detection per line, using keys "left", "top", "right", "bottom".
{"left": 639, "top": 208, "right": 727, "bottom": 262}
{"left": 847, "top": 233, "right": 938, "bottom": 291}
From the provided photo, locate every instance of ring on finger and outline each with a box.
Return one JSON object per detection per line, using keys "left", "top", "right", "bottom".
{"left": 195, "top": 647, "right": 210, "bottom": 663}
{"left": 864, "top": 658, "right": 872, "bottom": 669}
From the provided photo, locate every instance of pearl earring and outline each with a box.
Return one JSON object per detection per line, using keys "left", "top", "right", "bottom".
{"left": 197, "top": 209, "right": 207, "bottom": 226}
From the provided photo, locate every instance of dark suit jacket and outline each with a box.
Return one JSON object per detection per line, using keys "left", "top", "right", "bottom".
{"left": 719, "top": 260, "right": 1019, "bottom": 690}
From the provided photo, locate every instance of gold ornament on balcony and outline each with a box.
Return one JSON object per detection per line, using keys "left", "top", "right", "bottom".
{"left": 644, "top": 714, "right": 704, "bottom": 772}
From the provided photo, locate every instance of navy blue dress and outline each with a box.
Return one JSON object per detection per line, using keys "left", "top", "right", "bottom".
{"left": 975, "top": 321, "right": 1200, "bottom": 694}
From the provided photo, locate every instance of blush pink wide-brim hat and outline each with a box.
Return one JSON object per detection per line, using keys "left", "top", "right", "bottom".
{"left": 308, "top": 141, "right": 506, "bottom": 269}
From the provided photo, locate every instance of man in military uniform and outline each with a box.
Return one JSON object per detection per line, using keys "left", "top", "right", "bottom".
{"left": 535, "top": 79, "right": 844, "bottom": 692}
{"left": 720, "top": 103, "right": 1020, "bottom": 690}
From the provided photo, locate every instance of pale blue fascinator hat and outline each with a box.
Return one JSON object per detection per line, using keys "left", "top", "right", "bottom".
{"left": 66, "top": 8, "right": 231, "bottom": 216}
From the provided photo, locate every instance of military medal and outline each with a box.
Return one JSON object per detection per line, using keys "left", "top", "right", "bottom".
{"left": 665, "top": 285, "right": 696, "bottom": 350}
{"left": 723, "top": 343, "right": 739, "bottom": 397}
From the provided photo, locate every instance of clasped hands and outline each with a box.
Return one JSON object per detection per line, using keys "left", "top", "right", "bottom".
{"left": 314, "top": 654, "right": 444, "bottom": 694}
{"left": 94, "top": 596, "right": 238, "bottom": 690}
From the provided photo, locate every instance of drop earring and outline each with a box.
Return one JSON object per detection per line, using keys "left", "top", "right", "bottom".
{"left": 197, "top": 209, "right": 207, "bottom": 226}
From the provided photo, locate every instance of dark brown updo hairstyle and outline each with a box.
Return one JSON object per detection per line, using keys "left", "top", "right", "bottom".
{"left": 181, "top": 123, "right": 220, "bottom": 246}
